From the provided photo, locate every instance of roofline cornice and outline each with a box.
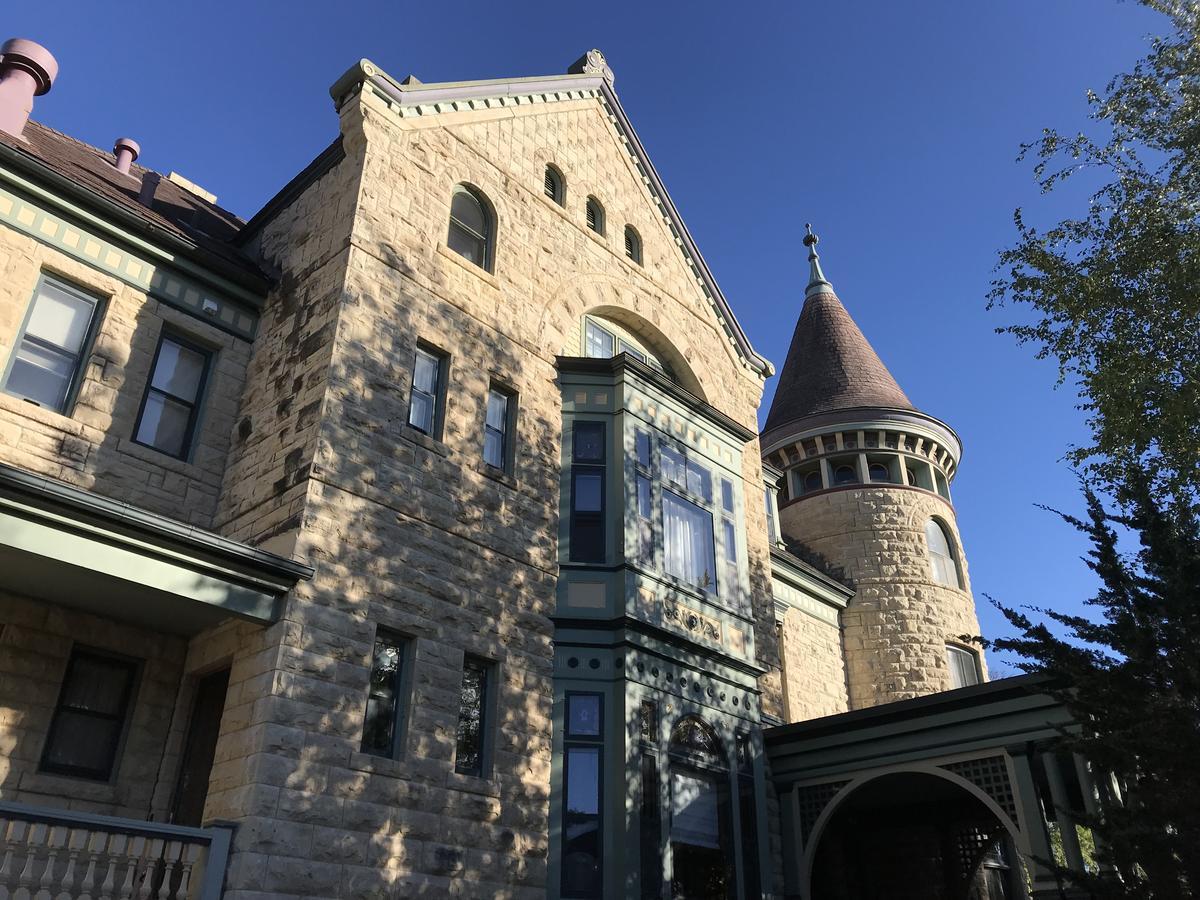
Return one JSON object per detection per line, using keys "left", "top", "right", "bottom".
{"left": 326, "top": 58, "right": 773, "bottom": 379}
{"left": 761, "top": 405, "right": 964, "bottom": 466}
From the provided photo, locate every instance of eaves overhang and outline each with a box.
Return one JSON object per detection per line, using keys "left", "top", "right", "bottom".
{"left": 328, "top": 59, "right": 773, "bottom": 380}
{"left": 0, "top": 142, "right": 271, "bottom": 307}
{"left": 0, "top": 463, "right": 312, "bottom": 635}
{"left": 760, "top": 405, "right": 964, "bottom": 467}
{"left": 770, "top": 546, "right": 854, "bottom": 608}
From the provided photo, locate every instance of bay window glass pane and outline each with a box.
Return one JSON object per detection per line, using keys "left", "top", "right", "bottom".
{"left": 26, "top": 282, "right": 93, "bottom": 351}
{"left": 663, "top": 490, "right": 716, "bottom": 593}
{"left": 573, "top": 422, "right": 605, "bottom": 462}
{"left": 670, "top": 771, "right": 720, "bottom": 849}
{"left": 563, "top": 746, "right": 602, "bottom": 895}
{"left": 661, "top": 444, "right": 686, "bottom": 487}
{"left": 723, "top": 519, "right": 737, "bottom": 563}
{"left": 574, "top": 472, "right": 603, "bottom": 513}
{"left": 721, "top": 479, "right": 734, "bottom": 514}
{"left": 636, "top": 431, "right": 651, "bottom": 468}
{"left": 637, "top": 475, "right": 651, "bottom": 519}
{"left": 567, "top": 694, "right": 601, "bottom": 737}
{"left": 150, "top": 340, "right": 206, "bottom": 400}
{"left": 687, "top": 461, "right": 712, "bottom": 503}
{"left": 584, "top": 320, "right": 614, "bottom": 359}
{"left": 135, "top": 392, "right": 191, "bottom": 457}
{"left": 7, "top": 343, "right": 75, "bottom": 409}
{"left": 618, "top": 340, "right": 645, "bottom": 363}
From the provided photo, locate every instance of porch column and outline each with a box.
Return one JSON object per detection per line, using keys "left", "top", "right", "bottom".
{"left": 1008, "top": 746, "right": 1061, "bottom": 898}
{"left": 1043, "top": 752, "right": 1086, "bottom": 872}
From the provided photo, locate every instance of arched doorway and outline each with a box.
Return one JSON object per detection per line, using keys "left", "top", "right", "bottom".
{"left": 809, "top": 771, "right": 1025, "bottom": 900}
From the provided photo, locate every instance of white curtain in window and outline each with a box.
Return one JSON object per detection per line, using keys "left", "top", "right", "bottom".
{"left": 925, "top": 519, "right": 960, "bottom": 587}
{"left": 664, "top": 490, "right": 715, "bottom": 591}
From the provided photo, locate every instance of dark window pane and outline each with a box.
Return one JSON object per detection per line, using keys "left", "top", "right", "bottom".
{"left": 454, "top": 656, "right": 489, "bottom": 776}
{"left": 41, "top": 712, "right": 122, "bottom": 773}
{"left": 574, "top": 472, "right": 603, "bottom": 513}
{"left": 869, "top": 462, "right": 890, "bottom": 483}
{"left": 804, "top": 470, "right": 823, "bottom": 493}
{"left": 834, "top": 465, "right": 858, "bottom": 485}
{"left": 637, "top": 475, "right": 651, "bottom": 519}
{"left": 573, "top": 422, "right": 605, "bottom": 462}
{"left": 447, "top": 221, "right": 486, "bottom": 266}
{"left": 640, "top": 752, "right": 662, "bottom": 899}
{"left": 450, "top": 189, "right": 487, "bottom": 237}
{"left": 361, "top": 631, "right": 406, "bottom": 756}
{"left": 639, "top": 700, "right": 658, "bottom": 742}
{"left": 150, "top": 339, "right": 206, "bottom": 401}
{"left": 618, "top": 340, "right": 645, "bottom": 363}
{"left": 41, "top": 651, "right": 136, "bottom": 781}
{"left": 567, "top": 694, "right": 601, "bottom": 737}
{"left": 59, "top": 656, "right": 134, "bottom": 714}
{"left": 135, "top": 392, "right": 191, "bottom": 457}
{"left": 563, "top": 746, "right": 602, "bottom": 896}
{"left": 635, "top": 431, "right": 651, "bottom": 468}
{"left": 739, "top": 777, "right": 762, "bottom": 898}
{"left": 721, "top": 479, "right": 734, "bottom": 514}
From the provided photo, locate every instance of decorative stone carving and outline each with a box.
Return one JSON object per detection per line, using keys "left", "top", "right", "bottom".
{"left": 663, "top": 600, "right": 721, "bottom": 642}
{"left": 568, "top": 49, "right": 615, "bottom": 84}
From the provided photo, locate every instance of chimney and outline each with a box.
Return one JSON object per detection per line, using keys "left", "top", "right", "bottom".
{"left": 0, "top": 39, "right": 58, "bottom": 140}
{"left": 113, "top": 137, "right": 139, "bottom": 175}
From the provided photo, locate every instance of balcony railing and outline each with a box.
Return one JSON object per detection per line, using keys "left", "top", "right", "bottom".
{"left": 0, "top": 802, "right": 232, "bottom": 900}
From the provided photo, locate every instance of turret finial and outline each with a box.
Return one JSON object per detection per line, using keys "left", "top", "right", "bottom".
{"left": 804, "top": 223, "right": 832, "bottom": 297}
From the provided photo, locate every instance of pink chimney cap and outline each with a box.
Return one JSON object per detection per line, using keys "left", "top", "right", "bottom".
{"left": 0, "top": 39, "right": 58, "bottom": 95}
{"left": 114, "top": 137, "right": 140, "bottom": 160}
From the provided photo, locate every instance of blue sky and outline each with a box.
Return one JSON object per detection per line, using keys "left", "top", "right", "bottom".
{"left": 9, "top": 1, "right": 1166, "bottom": 673}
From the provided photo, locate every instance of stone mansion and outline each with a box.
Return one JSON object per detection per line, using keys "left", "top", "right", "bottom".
{"left": 0, "top": 38, "right": 1103, "bottom": 900}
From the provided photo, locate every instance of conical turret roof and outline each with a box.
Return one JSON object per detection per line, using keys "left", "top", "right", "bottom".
{"left": 763, "top": 230, "right": 916, "bottom": 434}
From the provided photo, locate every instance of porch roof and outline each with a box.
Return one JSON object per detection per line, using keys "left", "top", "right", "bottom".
{"left": 0, "top": 462, "right": 312, "bottom": 635}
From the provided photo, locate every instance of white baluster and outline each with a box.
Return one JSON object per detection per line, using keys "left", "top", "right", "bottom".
{"left": 54, "top": 829, "right": 85, "bottom": 900}
{"left": 0, "top": 818, "right": 17, "bottom": 900}
{"left": 169, "top": 846, "right": 197, "bottom": 900}
{"left": 13, "top": 822, "right": 45, "bottom": 900}
{"left": 34, "top": 826, "right": 65, "bottom": 900}
{"left": 133, "top": 839, "right": 160, "bottom": 900}
{"left": 114, "top": 836, "right": 139, "bottom": 900}
{"left": 96, "top": 834, "right": 120, "bottom": 900}
{"left": 76, "top": 831, "right": 106, "bottom": 900}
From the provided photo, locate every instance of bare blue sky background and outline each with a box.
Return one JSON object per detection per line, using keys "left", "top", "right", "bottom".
{"left": 6, "top": 1, "right": 1167, "bottom": 674}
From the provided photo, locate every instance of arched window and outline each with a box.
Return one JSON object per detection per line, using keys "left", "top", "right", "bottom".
{"left": 905, "top": 466, "right": 919, "bottom": 486}
{"left": 925, "top": 518, "right": 962, "bottom": 588}
{"left": 586, "top": 196, "right": 605, "bottom": 235}
{"left": 833, "top": 465, "right": 858, "bottom": 486}
{"left": 670, "top": 715, "right": 720, "bottom": 757}
{"left": 624, "top": 225, "right": 643, "bottom": 264}
{"left": 947, "top": 644, "right": 981, "bottom": 688}
{"left": 803, "top": 470, "right": 823, "bottom": 494}
{"left": 544, "top": 164, "right": 565, "bottom": 206}
{"left": 447, "top": 185, "right": 494, "bottom": 271}
{"left": 868, "top": 463, "right": 890, "bottom": 483}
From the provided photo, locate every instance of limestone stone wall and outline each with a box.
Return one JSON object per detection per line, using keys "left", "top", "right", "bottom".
{"left": 779, "top": 486, "right": 985, "bottom": 708}
{"left": 193, "top": 79, "right": 777, "bottom": 899}
{"left": 0, "top": 228, "right": 252, "bottom": 527}
{"left": 0, "top": 591, "right": 186, "bottom": 819}
{"left": 779, "top": 607, "right": 849, "bottom": 721}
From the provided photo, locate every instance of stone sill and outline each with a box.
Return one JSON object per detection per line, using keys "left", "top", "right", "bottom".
{"left": 445, "top": 770, "right": 500, "bottom": 798}
{"left": 477, "top": 461, "right": 518, "bottom": 491}
{"left": 19, "top": 771, "right": 118, "bottom": 804}
{"left": 400, "top": 424, "right": 449, "bottom": 458}
{"left": 435, "top": 242, "right": 500, "bottom": 291}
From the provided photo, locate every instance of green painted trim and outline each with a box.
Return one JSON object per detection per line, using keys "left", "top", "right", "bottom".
{"left": 0, "top": 178, "right": 259, "bottom": 340}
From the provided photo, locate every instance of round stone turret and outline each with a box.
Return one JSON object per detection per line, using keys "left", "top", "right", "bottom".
{"left": 763, "top": 231, "right": 985, "bottom": 709}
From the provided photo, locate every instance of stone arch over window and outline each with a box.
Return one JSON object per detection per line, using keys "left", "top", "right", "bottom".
{"left": 925, "top": 517, "right": 962, "bottom": 588}
{"left": 447, "top": 183, "right": 495, "bottom": 272}
{"left": 577, "top": 304, "right": 706, "bottom": 401}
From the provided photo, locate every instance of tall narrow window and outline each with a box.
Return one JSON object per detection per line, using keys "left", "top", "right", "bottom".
{"left": 447, "top": 185, "right": 494, "bottom": 270}
{"left": 40, "top": 649, "right": 138, "bottom": 781}
{"left": 925, "top": 518, "right": 962, "bottom": 587}
{"left": 3, "top": 276, "right": 101, "bottom": 413}
{"left": 483, "top": 385, "right": 515, "bottom": 471}
{"left": 661, "top": 443, "right": 717, "bottom": 593}
{"left": 624, "top": 226, "right": 642, "bottom": 264}
{"left": 570, "top": 421, "right": 606, "bottom": 563}
{"left": 720, "top": 479, "right": 737, "bottom": 566}
{"left": 947, "top": 645, "right": 981, "bottom": 688}
{"left": 454, "top": 655, "right": 492, "bottom": 777}
{"left": 639, "top": 751, "right": 662, "bottom": 899}
{"left": 544, "top": 165, "right": 565, "bottom": 206}
{"left": 361, "top": 629, "right": 410, "bottom": 757}
{"left": 764, "top": 487, "right": 779, "bottom": 544}
{"left": 585, "top": 196, "right": 605, "bottom": 235}
{"left": 133, "top": 333, "right": 211, "bottom": 459}
{"left": 563, "top": 693, "right": 604, "bottom": 898}
{"left": 408, "top": 345, "right": 446, "bottom": 437}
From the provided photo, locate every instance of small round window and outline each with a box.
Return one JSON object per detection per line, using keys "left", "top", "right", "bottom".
{"left": 868, "top": 463, "right": 890, "bottom": 483}
{"left": 833, "top": 465, "right": 858, "bottom": 486}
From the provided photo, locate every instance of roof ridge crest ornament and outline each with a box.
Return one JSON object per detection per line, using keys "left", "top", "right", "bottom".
{"left": 804, "top": 223, "right": 833, "bottom": 298}
{"left": 568, "top": 49, "right": 614, "bottom": 85}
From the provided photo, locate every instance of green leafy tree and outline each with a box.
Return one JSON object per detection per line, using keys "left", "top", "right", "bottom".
{"left": 988, "top": 478, "right": 1200, "bottom": 898}
{"left": 988, "top": 0, "right": 1200, "bottom": 504}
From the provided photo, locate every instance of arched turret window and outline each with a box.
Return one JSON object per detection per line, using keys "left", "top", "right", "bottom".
{"left": 833, "top": 464, "right": 858, "bottom": 486}
{"left": 925, "top": 518, "right": 962, "bottom": 588}
{"left": 624, "top": 225, "right": 643, "bottom": 264}
{"left": 447, "top": 184, "right": 494, "bottom": 271}
{"left": 586, "top": 196, "right": 605, "bottom": 235}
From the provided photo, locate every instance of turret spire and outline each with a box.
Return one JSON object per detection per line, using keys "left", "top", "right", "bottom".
{"left": 804, "top": 224, "right": 832, "bottom": 297}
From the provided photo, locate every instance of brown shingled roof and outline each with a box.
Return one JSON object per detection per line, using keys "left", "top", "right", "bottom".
{"left": 0, "top": 120, "right": 265, "bottom": 282}
{"left": 763, "top": 286, "right": 915, "bottom": 434}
